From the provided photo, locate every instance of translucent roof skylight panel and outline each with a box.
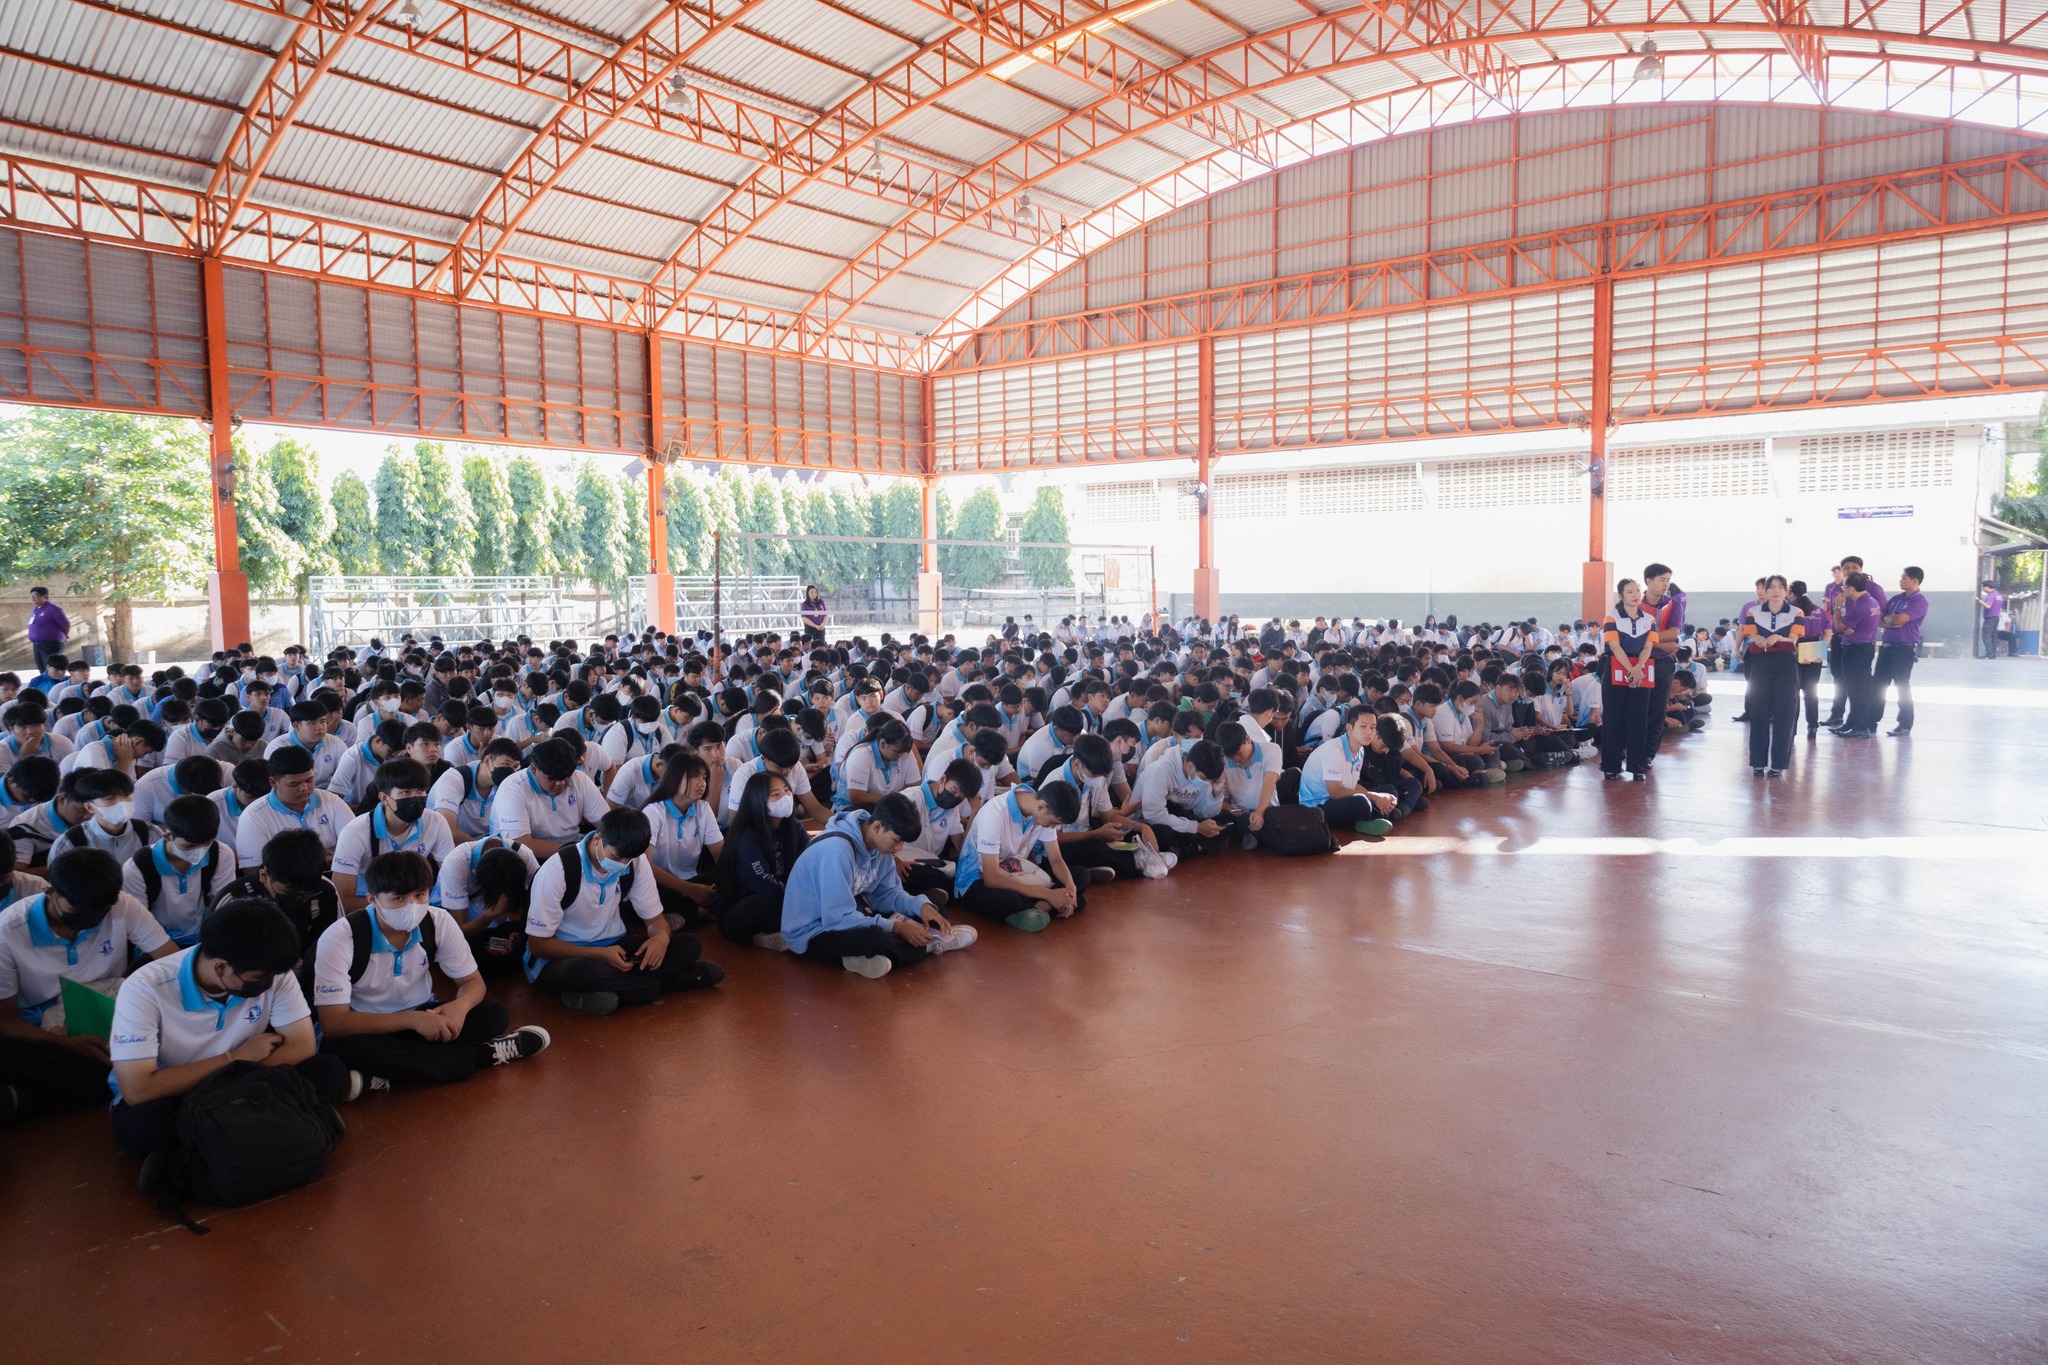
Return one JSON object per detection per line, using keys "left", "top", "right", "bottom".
{"left": 887, "top": 105, "right": 1019, "bottom": 166}
{"left": 0, "top": 59, "right": 230, "bottom": 170}
{"left": 325, "top": 29, "right": 564, "bottom": 128}
{"left": 715, "top": 234, "right": 847, "bottom": 294}
{"left": 735, "top": 0, "right": 918, "bottom": 76}
{"left": 690, "top": 32, "right": 857, "bottom": 112}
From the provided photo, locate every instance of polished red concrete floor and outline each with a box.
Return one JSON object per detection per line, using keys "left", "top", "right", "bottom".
{"left": 4, "top": 661, "right": 2046, "bottom": 1363}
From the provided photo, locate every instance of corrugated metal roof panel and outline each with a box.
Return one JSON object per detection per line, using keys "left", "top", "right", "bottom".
{"left": 843, "top": 295, "right": 959, "bottom": 334}
{"left": 1119, "top": 2, "right": 1241, "bottom": 57}
{"left": 888, "top": 105, "right": 1018, "bottom": 165}
{"left": 1193, "top": 0, "right": 1316, "bottom": 36}
{"left": 715, "top": 235, "right": 845, "bottom": 293}
{"left": 260, "top": 126, "right": 498, "bottom": 223}
{"left": 119, "top": 0, "right": 297, "bottom": 49}
{"left": 934, "top": 75, "right": 1069, "bottom": 141}
{"left": 504, "top": 0, "right": 671, "bottom": 44}
{"left": 787, "top": 177, "right": 904, "bottom": 228}
{"left": 593, "top": 118, "right": 760, "bottom": 186}
{"left": 0, "top": 0, "right": 269, "bottom": 107}
{"left": 296, "top": 78, "right": 533, "bottom": 183}
{"left": 817, "top": 0, "right": 953, "bottom": 45}
{"left": 1032, "top": 161, "right": 1141, "bottom": 210}
{"left": 690, "top": 31, "right": 857, "bottom": 110}
{"left": 556, "top": 144, "right": 736, "bottom": 222}
{"left": 326, "top": 32, "right": 562, "bottom": 129}
{"left": 732, "top": 0, "right": 916, "bottom": 77}
{"left": 253, "top": 179, "right": 462, "bottom": 242}
{"left": 515, "top": 189, "right": 682, "bottom": 264}
{"left": 1078, "top": 137, "right": 1187, "bottom": 186}
{"left": 0, "top": 117, "right": 207, "bottom": 188}
{"left": 0, "top": 54, "right": 231, "bottom": 169}
{"left": 914, "top": 239, "right": 1008, "bottom": 290}
{"left": 752, "top": 199, "right": 891, "bottom": 258}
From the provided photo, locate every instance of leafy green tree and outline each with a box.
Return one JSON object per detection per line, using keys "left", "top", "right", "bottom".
{"left": 574, "top": 462, "right": 630, "bottom": 599}
{"left": 372, "top": 445, "right": 431, "bottom": 575}
{"left": 505, "top": 456, "right": 556, "bottom": 575}
{"left": 870, "top": 481, "right": 923, "bottom": 591}
{"left": 739, "top": 476, "right": 790, "bottom": 577}
{"left": 411, "top": 441, "right": 475, "bottom": 575}
{"left": 234, "top": 442, "right": 303, "bottom": 599}
{"left": 548, "top": 480, "right": 584, "bottom": 581}
{"left": 666, "top": 469, "right": 709, "bottom": 574}
{"left": 267, "top": 438, "right": 334, "bottom": 643}
{"left": 463, "top": 454, "right": 515, "bottom": 576}
{"left": 942, "top": 486, "right": 1005, "bottom": 589}
{"left": 1019, "top": 485, "right": 1074, "bottom": 588}
{"left": 827, "top": 484, "right": 870, "bottom": 592}
{"left": 0, "top": 408, "right": 211, "bottom": 661}
{"left": 699, "top": 469, "right": 741, "bottom": 578}
{"left": 798, "top": 488, "right": 834, "bottom": 588}
{"left": 328, "top": 471, "right": 378, "bottom": 575}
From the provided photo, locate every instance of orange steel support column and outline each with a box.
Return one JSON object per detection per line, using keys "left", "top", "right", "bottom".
{"left": 644, "top": 331, "right": 676, "bottom": 637}
{"left": 916, "top": 379, "right": 942, "bottom": 634}
{"left": 200, "top": 256, "right": 250, "bottom": 652}
{"left": 1581, "top": 274, "right": 1615, "bottom": 624}
{"left": 1194, "top": 335, "right": 1219, "bottom": 623}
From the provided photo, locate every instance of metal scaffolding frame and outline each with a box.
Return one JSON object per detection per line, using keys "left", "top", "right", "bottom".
{"left": 307, "top": 575, "right": 631, "bottom": 655}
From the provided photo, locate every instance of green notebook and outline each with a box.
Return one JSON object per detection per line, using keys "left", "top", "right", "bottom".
{"left": 60, "top": 976, "right": 117, "bottom": 1041}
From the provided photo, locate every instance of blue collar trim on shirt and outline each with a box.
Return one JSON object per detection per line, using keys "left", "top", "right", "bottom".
{"left": 266, "top": 791, "right": 310, "bottom": 825}
{"left": 578, "top": 837, "right": 622, "bottom": 900}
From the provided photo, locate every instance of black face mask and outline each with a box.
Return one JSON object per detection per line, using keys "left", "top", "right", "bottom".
{"left": 392, "top": 796, "right": 428, "bottom": 824}
{"left": 56, "top": 906, "right": 111, "bottom": 934}
{"left": 933, "top": 788, "right": 963, "bottom": 810}
{"left": 223, "top": 971, "right": 277, "bottom": 1000}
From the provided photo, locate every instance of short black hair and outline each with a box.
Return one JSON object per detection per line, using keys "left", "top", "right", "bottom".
{"left": 170, "top": 755, "right": 224, "bottom": 797}
{"left": 528, "top": 738, "right": 577, "bottom": 781}
{"left": 941, "top": 758, "right": 984, "bottom": 799}
{"left": 596, "top": 807, "right": 651, "bottom": 860}
{"left": 266, "top": 745, "right": 315, "bottom": 779}
{"left": 870, "top": 792, "right": 922, "bottom": 842}
{"left": 230, "top": 757, "right": 272, "bottom": 799}
{"left": 1036, "top": 779, "right": 1083, "bottom": 824}
{"left": 161, "top": 794, "right": 222, "bottom": 846}
{"left": 372, "top": 758, "right": 431, "bottom": 797}
{"left": 5, "top": 755, "right": 59, "bottom": 804}
{"left": 47, "top": 847, "right": 124, "bottom": 915}
{"left": 260, "top": 829, "right": 327, "bottom": 890}
{"left": 200, "top": 897, "right": 304, "bottom": 975}
{"left": 756, "top": 727, "right": 801, "bottom": 770}
{"left": 363, "top": 850, "right": 435, "bottom": 899}
{"left": 1185, "top": 739, "right": 1225, "bottom": 781}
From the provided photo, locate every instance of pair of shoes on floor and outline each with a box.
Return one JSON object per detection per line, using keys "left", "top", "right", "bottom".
{"left": 1604, "top": 771, "right": 1623, "bottom": 781}
{"left": 1765, "top": 768, "right": 1784, "bottom": 778}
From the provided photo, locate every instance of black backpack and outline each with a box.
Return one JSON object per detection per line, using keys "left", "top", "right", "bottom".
{"left": 131, "top": 844, "right": 221, "bottom": 908}
{"left": 155, "top": 1061, "right": 344, "bottom": 1233}
{"left": 344, "top": 907, "right": 439, "bottom": 982}
{"left": 1256, "top": 803, "right": 1337, "bottom": 856}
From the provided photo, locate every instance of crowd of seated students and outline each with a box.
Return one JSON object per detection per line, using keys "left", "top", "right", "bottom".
{"left": 0, "top": 607, "right": 1728, "bottom": 1197}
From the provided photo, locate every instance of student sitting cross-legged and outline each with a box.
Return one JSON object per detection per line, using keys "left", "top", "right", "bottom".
{"left": 710, "top": 769, "right": 809, "bottom": 949}
{"left": 108, "top": 896, "right": 352, "bottom": 1159}
{"left": 779, "top": 792, "right": 976, "bottom": 980}
{"left": 120, "top": 794, "right": 238, "bottom": 948}
{"left": 330, "top": 759, "right": 455, "bottom": 912}
{"left": 952, "top": 780, "right": 1089, "bottom": 933}
{"left": 524, "top": 807, "right": 724, "bottom": 1016}
{"left": 313, "top": 851, "right": 548, "bottom": 1093}
{"left": 1299, "top": 705, "right": 1399, "bottom": 837}
{"left": 0, "top": 849, "right": 177, "bottom": 1125}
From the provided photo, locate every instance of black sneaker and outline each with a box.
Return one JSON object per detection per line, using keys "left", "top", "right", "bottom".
{"left": 1887, "top": 727, "right": 1911, "bottom": 737}
{"left": 686, "top": 961, "right": 725, "bottom": 989}
{"left": 137, "top": 1149, "right": 169, "bottom": 1196}
{"left": 487, "top": 1025, "right": 552, "bottom": 1066}
{"left": 562, "top": 990, "right": 621, "bottom": 1016}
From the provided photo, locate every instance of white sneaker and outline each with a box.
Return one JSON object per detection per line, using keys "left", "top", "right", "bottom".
{"left": 842, "top": 954, "right": 893, "bottom": 979}
{"left": 343, "top": 1069, "right": 365, "bottom": 1102}
{"left": 927, "top": 924, "right": 978, "bottom": 954}
{"left": 1161, "top": 851, "right": 1179, "bottom": 870}
{"left": 751, "top": 931, "right": 789, "bottom": 952}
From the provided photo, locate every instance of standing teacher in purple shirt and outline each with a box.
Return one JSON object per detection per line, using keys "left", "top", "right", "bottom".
{"left": 1829, "top": 573, "right": 1883, "bottom": 739}
{"left": 1976, "top": 581, "right": 2005, "bottom": 659}
{"left": 1872, "top": 567, "right": 1929, "bottom": 736}
{"left": 24, "top": 586, "right": 69, "bottom": 673}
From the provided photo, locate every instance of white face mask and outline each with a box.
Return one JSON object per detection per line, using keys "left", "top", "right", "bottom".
{"left": 94, "top": 801, "right": 135, "bottom": 828}
{"left": 377, "top": 898, "right": 427, "bottom": 932}
{"left": 767, "top": 794, "right": 795, "bottom": 818}
{"left": 375, "top": 697, "right": 400, "bottom": 714}
{"left": 633, "top": 720, "right": 662, "bottom": 735}
{"left": 167, "top": 839, "right": 210, "bottom": 860}
{"left": 492, "top": 696, "right": 514, "bottom": 713}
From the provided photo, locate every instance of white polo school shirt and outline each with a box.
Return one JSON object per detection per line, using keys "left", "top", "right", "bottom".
{"left": 0, "top": 892, "right": 170, "bottom": 1025}
{"left": 109, "top": 948, "right": 312, "bottom": 1084}
{"left": 233, "top": 789, "right": 351, "bottom": 864}
{"left": 312, "top": 906, "right": 476, "bottom": 1014}
{"left": 488, "top": 768, "right": 608, "bottom": 844}
{"left": 331, "top": 806, "right": 456, "bottom": 900}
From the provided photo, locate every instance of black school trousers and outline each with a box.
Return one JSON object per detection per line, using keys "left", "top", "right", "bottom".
{"left": 1599, "top": 682, "right": 1654, "bottom": 776}
{"left": 1837, "top": 641, "right": 1878, "bottom": 732}
{"left": 1797, "top": 660, "right": 1825, "bottom": 730}
{"left": 532, "top": 935, "right": 706, "bottom": 1006}
{"left": 111, "top": 1054, "right": 350, "bottom": 1155}
{"left": 714, "top": 893, "right": 783, "bottom": 944}
{"left": 320, "top": 1000, "right": 510, "bottom": 1086}
{"left": 0, "top": 1033, "right": 111, "bottom": 1115}
{"left": 1746, "top": 651, "right": 1799, "bottom": 771}
{"left": 800, "top": 924, "right": 927, "bottom": 968}
{"left": 1870, "top": 643, "right": 1919, "bottom": 732}
{"left": 1645, "top": 655, "right": 1677, "bottom": 759}
{"left": 958, "top": 867, "right": 1089, "bottom": 923}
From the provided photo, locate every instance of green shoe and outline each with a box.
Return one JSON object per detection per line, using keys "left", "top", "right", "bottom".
{"left": 561, "top": 990, "right": 621, "bottom": 1016}
{"left": 1352, "top": 818, "right": 1393, "bottom": 837}
{"left": 1004, "top": 909, "right": 1052, "bottom": 932}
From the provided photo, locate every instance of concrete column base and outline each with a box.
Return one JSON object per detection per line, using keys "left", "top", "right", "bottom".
{"left": 645, "top": 572, "right": 676, "bottom": 635}
{"left": 209, "top": 571, "right": 250, "bottom": 652}
{"left": 916, "top": 571, "right": 944, "bottom": 637}
{"left": 1193, "top": 567, "right": 1220, "bottom": 623}
{"left": 1581, "top": 560, "right": 1614, "bottom": 624}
